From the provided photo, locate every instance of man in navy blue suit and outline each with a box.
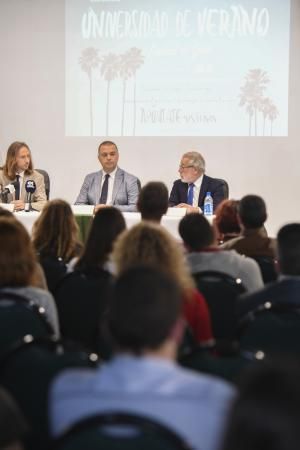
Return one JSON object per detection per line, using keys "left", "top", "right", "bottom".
{"left": 169, "top": 151, "right": 227, "bottom": 213}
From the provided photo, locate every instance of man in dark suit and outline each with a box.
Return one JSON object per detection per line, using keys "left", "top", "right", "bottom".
{"left": 75, "top": 141, "right": 139, "bottom": 212}
{"left": 169, "top": 151, "right": 227, "bottom": 213}
{"left": 238, "top": 223, "right": 300, "bottom": 318}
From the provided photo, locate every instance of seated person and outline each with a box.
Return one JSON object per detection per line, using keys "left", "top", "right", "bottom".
{"left": 50, "top": 266, "right": 235, "bottom": 450}
{"left": 238, "top": 223, "right": 300, "bottom": 318}
{"left": 75, "top": 141, "right": 139, "bottom": 212}
{"left": 214, "top": 199, "right": 241, "bottom": 244}
{"left": 137, "top": 181, "right": 169, "bottom": 223}
{"left": 179, "top": 213, "right": 263, "bottom": 293}
{"left": 221, "top": 195, "right": 276, "bottom": 258}
{"left": 0, "top": 141, "right": 47, "bottom": 211}
{"left": 169, "top": 151, "right": 227, "bottom": 213}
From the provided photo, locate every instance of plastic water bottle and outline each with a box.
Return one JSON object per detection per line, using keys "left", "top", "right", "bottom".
{"left": 204, "top": 192, "right": 213, "bottom": 216}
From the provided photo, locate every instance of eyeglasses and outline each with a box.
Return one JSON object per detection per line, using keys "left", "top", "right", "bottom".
{"left": 179, "top": 165, "right": 194, "bottom": 170}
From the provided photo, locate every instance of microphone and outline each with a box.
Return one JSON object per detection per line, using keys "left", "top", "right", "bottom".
{"left": 0, "top": 184, "right": 15, "bottom": 203}
{"left": 24, "top": 180, "right": 36, "bottom": 212}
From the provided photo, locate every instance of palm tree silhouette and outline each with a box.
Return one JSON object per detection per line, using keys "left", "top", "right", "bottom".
{"left": 100, "top": 53, "right": 120, "bottom": 136}
{"left": 259, "top": 97, "right": 272, "bottom": 136}
{"left": 267, "top": 102, "right": 278, "bottom": 136}
{"left": 79, "top": 47, "right": 100, "bottom": 136}
{"left": 239, "top": 69, "right": 269, "bottom": 136}
{"left": 119, "top": 48, "right": 144, "bottom": 136}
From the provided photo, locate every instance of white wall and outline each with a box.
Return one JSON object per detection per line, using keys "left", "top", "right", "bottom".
{"left": 0, "top": 0, "right": 299, "bottom": 236}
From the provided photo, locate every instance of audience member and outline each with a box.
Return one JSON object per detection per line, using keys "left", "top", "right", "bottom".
{"left": 222, "top": 360, "right": 300, "bottom": 450}
{"left": 32, "top": 199, "right": 82, "bottom": 292}
{"left": 0, "top": 387, "right": 28, "bottom": 450}
{"left": 0, "top": 141, "right": 47, "bottom": 211}
{"left": 0, "top": 218, "right": 59, "bottom": 336}
{"left": 179, "top": 214, "right": 263, "bottom": 293}
{"left": 54, "top": 207, "right": 126, "bottom": 352}
{"left": 137, "top": 181, "right": 168, "bottom": 223}
{"left": 169, "top": 151, "right": 227, "bottom": 213}
{"left": 50, "top": 266, "right": 235, "bottom": 450}
{"left": 238, "top": 223, "right": 300, "bottom": 317}
{"left": 221, "top": 195, "right": 276, "bottom": 258}
{"left": 214, "top": 199, "right": 241, "bottom": 244}
{"left": 75, "top": 141, "right": 139, "bottom": 212}
{"left": 112, "top": 222, "right": 214, "bottom": 346}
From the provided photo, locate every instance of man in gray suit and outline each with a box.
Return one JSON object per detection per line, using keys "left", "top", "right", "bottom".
{"left": 75, "top": 141, "right": 139, "bottom": 212}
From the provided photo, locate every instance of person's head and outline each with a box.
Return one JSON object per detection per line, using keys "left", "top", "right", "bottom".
{"left": 108, "top": 266, "right": 183, "bottom": 356}
{"left": 179, "top": 213, "right": 215, "bottom": 251}
{"left": 76, "top": 206, "right": 126, "bottom": 271}
{"left": 178, "top": 151, "right": 205, "bottom": 183}
{"left": 113, "top": 222, "right": 194, "bottom": 293}
{"left": 238, "top": 195, "right": 267, "bottom": 229}
{"left": 3, "top": 142, "right": 33, "bottom": 179}
{"left": 0, "top": 218, "right": 37, "bottom": 287}
{"left": 0, "top": 207, "right": 14, "bottom": 219}
{"left": 137, "top": 181, "right": 169, "bottom": 223}
{"left": 222, "top": 360, "right": 300, "bottom": 450}
{"left": 0, "top": 387, "right": 27, "bottom": 450}
{"left": 277, "top": 223, "right": 300, "bottom": 276}
{"left": 214, "top": 199, "right": 241, "bottom": 236}
{"left": 98, "top": 141, "right": 119, "bottom": 173}
{"left": 32, "top": 199, "right": 81, "bottom": 262}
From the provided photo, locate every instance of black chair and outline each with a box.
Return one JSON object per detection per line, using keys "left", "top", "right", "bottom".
{"left": 39, "top": 255, "right": 68, "bottom": 294}
{"left": 53, "top": 412, "right": 193, "bottom": 450}
{"left": 238, "top": 301, "right": 300, "bottom": 356}
{"left": 250, "top": 255, "right": 278, "bottom": 284}
{"left": 0, "top": 335, "right": 98, "bottom": 450}
{"left": 0, "top": 291, "right": 54, "bottom": 351}
{"left": 192, "top": 271, "right": 246, "bottom": 346}
{"left": 214, "top": 178, "right": 229, "bottom": 199}
{"left": 36, "top": 168, "right": 50, "bottom": 200}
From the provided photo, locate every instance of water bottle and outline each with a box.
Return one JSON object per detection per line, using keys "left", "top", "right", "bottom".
{"left": 204, "top": 192, "right": 213, "bottom": 216}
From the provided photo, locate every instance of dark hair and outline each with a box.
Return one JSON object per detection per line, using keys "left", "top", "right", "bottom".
{"left": 137, "top": 181, "right": 168, "bottom": 222}
{"left": 0, "top": 218, "right": 37, "bottom": 287}
{"left": 0, "top": 387, "right": 28, "bottom": 448}
{"left": 98, "top": 141, "right": 118, "bottom": 155}
{"left": 0, "top": 207, "right": 14, "bottom": 219}
{"left": 3, "top": 141, "right": 33, "bottom": 179}
{"left": 108, "top": 266, "right": 182, "bottom": 354}
{"left": 179, "top": 213, "right": 214, "bottom": 251}
{"left": 215, "top": 199, "right": 240, "bottom": 234}
{"left": 32, "top": 199, "right": 81, "bottom": 262}
{"left": 277, "top": 223, "right": 300, "bottom": 275}
{"left": 238, "top": 195, "right": 267, "bottom": 229}
{"left": 222, "top": 360, "right": 300, "bottom": 450}
{"left": 76, "top": 207, "right": 126, "bottom": 271}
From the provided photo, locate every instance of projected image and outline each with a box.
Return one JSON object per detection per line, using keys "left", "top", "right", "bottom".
{"left": 65, "top": 0, "right": 290, "bottom": 137}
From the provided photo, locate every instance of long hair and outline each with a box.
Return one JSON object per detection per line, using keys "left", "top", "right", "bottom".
{"left": 32, "top": 199, "right": 81, "bottom": 262}
{"left": 112, "top": 222, "right": 195, "bottom": 293}
{"left": 75, "top": 207, "right": 126, "bottom": 272}
{"left": 2, "top": 141, "right": 33, "bottom": 179}
{"left": 0, "top": 218, "right": 37, "bottom": 287}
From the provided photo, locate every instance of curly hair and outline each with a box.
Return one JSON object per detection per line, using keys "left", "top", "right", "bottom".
{"left": 112, "top": 222, "right": 195, "bottom": 293}
{"left": 32, "top": 199, "right": 81, "bottom": 262}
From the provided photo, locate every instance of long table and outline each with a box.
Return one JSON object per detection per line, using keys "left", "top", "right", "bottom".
{"left": 14, "top": 211, "right": 184, "bottom": 241}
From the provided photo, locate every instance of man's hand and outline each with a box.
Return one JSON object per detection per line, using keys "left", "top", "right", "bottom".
{"left": 12, "top": 200, "right": 25, "bottom": 211}
{"left": 175, "top": 203, "right": 201, "bottom": 214}
{"left": 93, "top": 204, "right": 110, "bottom": 213}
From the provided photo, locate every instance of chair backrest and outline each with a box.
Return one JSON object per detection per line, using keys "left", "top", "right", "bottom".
{"left": 36, "top": 169, "right": 50, "bottom": 200}
{"left": 214, "top": 178, "right": 229, "bottom": 199}
{"left": 53, "top": 412, "right": 193, "bottom": 450}
{"left": 250, "top": 255, "right": 278, "bottom": 284}
{"left": 238, "top": 302, "right": 300, "bottom": 356}
{"left": 193, "top": 271, "right": 246, "bottom": 342}
{"left": 0, "top": 291, "right": 54, "bottom": 352}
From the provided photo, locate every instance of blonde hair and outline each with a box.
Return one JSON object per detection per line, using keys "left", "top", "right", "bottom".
{"left": 113, "top": 222, "right": 195, "bottom": 293}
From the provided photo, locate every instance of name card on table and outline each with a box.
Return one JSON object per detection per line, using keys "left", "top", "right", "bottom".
{"left": 71, "top": 205, "right": 94, "bottom": 216}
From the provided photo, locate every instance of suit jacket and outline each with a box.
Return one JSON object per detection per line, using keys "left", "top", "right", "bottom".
{"left": 0, "top": 169, "right": 47, "bottom": 211}
{"left": 75, "top": 168, "right": 139, "bottom": 212}
{"left": 169, "top": 175, "right": 227, "bottom": 212}
{"left": 238, "top": 277, "right": 300, "bottom": 318}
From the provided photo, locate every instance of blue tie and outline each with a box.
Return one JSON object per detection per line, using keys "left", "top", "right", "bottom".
{"left": 187, "top": 183, "right": 194, "bottom": 205}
